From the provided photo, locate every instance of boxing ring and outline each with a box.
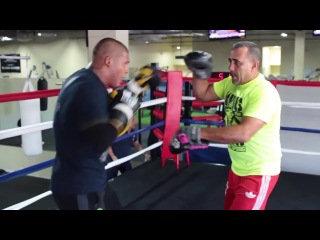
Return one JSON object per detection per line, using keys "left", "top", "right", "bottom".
{"left": 1, "top": 72, "right": 320, "bottom": 210}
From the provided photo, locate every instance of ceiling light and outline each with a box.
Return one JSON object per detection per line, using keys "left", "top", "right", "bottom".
{"left": 193, "top": 33, "right": 205, "bottom": 36}
{"left": 37, "top": 32, "right": 57, "bottom": 37}
{"left": 281, "top": 33, "right": 287, "bottom": 37}
{"left": 0, "top": 37, "right": 13, "bottom": 41}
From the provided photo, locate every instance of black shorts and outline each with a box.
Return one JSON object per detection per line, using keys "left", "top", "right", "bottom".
{"left": 52, "top": 185, "right": 123, "bottom": 210}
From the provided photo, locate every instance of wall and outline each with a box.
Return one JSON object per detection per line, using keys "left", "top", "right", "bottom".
{"left": 129, "top": 43, "right": 192, "bottom": 77}
{"left": 305, "top": 40, "right": 320, "bottom": 76}
{"left": 1, "top": 36, "right": 320, "bottom": 80}
{"left": 0, "top": 39, "right": 88, "bottom": 79}
{"left": 183, "top": 38, "right": 320, "bottom": 79}
{"left": 193, "top": 39, "right": 296, "bottom": 76}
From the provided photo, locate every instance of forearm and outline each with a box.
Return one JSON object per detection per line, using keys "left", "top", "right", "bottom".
{"left": 192, "top": 78, "right": 210, "bottom": 100}
{"left": 133, "top": 141, "right": 142, "bottom": 151}
{"left": 107, "top": 147, "right": 117, "bottom": 159}
{"left": 133, "top": 141, "right": 150, "bottom": 161}
{"left": 192, "top": 78, "right": 219, "bottom": 102}
{"left": 83, "top": 123, "right": 117, "bottom": 153}
{"left": 200, "top": 125, "right": 249, "bottom": 144}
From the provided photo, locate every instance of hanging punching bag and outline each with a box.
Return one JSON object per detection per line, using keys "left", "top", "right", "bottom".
{"left": 19, "top": 79, "right": 43, "bottom": 156}
{"left": 37, "top": 77, "right": 48, "bottom": 111}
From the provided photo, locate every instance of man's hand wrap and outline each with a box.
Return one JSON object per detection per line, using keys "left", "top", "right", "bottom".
{"left": 184, "top": 51, "right": 213, "bottom": 79}
{"left": 169, "top": 126, "right": 209, "bottom": 154}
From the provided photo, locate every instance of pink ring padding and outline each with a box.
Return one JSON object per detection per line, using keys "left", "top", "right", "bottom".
{"left": 161, "top": 71, "right": 183, "bottom": 167}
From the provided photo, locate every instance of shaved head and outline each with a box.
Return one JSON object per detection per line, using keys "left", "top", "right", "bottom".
{"left": 89, "top": 37, "right": 130, "bottom": 87}
{"left": 93, "top": 38, "right": 128, "bottom": 61}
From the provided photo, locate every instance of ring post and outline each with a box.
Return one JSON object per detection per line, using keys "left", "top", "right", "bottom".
{"left": 161, "top": 71, "right": 183, "bottom": 169}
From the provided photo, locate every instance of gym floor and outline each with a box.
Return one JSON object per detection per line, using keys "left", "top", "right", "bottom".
{"left": 1, "top": 160, "right": 320, "bottom": 210}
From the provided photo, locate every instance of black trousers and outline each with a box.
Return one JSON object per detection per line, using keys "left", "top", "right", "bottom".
{"left": 52, "top": 184, "right": 123, "bottom": 210}
{"left": 147, "top": 128, "right": 162, "bottom": 160}
{"left": 107, "top": 160, "right": 132, "bottom": 181}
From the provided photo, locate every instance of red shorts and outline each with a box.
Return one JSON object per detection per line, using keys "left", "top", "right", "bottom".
{"left": 224, "top": 168, "right": 279, "bottom": 210}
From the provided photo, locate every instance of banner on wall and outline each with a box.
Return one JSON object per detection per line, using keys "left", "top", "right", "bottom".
{"left": 0, "top": 54, "right": 21, "bottom": 73}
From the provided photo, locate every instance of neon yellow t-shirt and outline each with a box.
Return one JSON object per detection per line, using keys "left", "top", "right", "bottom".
{"left": 214, "top": 74, "right": 282, "bottom": 176}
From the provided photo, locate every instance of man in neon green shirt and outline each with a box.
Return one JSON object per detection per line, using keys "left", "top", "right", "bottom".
{"left": 170, "top": 41, "right": 282, "bottom": 210}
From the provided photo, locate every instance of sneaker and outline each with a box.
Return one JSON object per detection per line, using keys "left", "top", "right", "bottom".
{"left": 207, "top": 107, "right": 216, "bottom": 114}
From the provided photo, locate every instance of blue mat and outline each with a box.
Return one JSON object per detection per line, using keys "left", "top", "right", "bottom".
{"left": 188, "top": 146, "right": 231, "bottom": 166}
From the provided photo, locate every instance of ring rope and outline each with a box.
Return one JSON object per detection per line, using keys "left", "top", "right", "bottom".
{"left": 180, "top": 118, "right": 225, "bottom": 127}
{"left": 2, "top": 141, "right": 163, "bottom": 210}
{"left": 2, "top": 75, "right": 320, "bottom": 209}
{"left": 0, "top": 98, "right": 167, "bottom": 140}
{"left": 0, "top": 159, "right": 54, "bottom": 182}
{"left": 208, "top": 143, "right": 320, "bottom": 156}
{"left": 1, "top": 96, "right": 319, "bottom": 182}
{"left": 0, "top": 121, "right": 165, "bottom": 183}
{"left": 1, "top": 86, "right": 168, "bottom": 209}
{"left": 105, "top": 141, "right": 163, "bottom": 169}
{"left": 5, "top": 139, "right": 320, "bottom": 211}
{"left": 0, "top": 122, "right": 52, "bottom": 140}
{"left": 281, "top": 101, "right": 320, "bottom": 107}
{"left": 3, "top": 191, "right": 52, "bottom": 210}
{"left": 280, "top": 126, "right": 320, "bottom": 134}
{"left": 115, "top": 121, "right": 164, "bottom": 142}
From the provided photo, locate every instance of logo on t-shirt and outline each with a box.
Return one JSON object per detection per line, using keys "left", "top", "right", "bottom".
{"left": 225, "top": 92, "right": 246, "bottom": 152}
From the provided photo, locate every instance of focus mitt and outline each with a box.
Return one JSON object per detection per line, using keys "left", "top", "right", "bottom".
{"left": 184, "top": 51, "right": 213, "bottom": 79}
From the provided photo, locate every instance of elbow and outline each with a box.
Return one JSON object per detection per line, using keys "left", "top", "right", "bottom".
{"left": 228, "top": 128, "right": 252, "bottom": 143}
{"left": 195, "top": 95, "right": 204, "bottom": 101}
{"left": 193, "top": 91, "right": 207, "bottom": 102}
{"left": 215, "top": 125, "right": 254, "bottom": 144}
{"left": 239, "top": 131, "right": 253, "bottom": 143}
{"left": 83, "top": 123, "right": 118, "bottom": 153}
{"left": 229, "top": 135, "right": 249, "bottom": 144}
{"left": 240, "top": 136, "right": 250, "bottom": 143}
{"left": 194, "top": 87, "right": 214, "bottom": 102}
{"left": 192, "top": 91, "right": 201, "bottom": 100}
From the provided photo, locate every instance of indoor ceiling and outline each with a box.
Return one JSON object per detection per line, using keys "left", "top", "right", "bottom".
{"left": 128, "top": 30, "right": 315, "bottom": 43}
{"left": 0, "top": 30, "right": 85, "bottom": 43}
{"left": 0, "top": 30, "right": 315, "bottom": 43}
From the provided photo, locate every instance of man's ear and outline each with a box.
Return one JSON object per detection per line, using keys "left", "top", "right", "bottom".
{"left": 105, "top": 55, "right": 112, "bottom": 67}
{"left": 253, "top": 60, "right": 260, "bottom": 71}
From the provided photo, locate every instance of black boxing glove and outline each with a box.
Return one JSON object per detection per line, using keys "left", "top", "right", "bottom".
{"left": 184, "top": 51, "right": 213, "bottom": 79}
{"left": 169, "top": 126, "right": 209, "bottom": 154}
